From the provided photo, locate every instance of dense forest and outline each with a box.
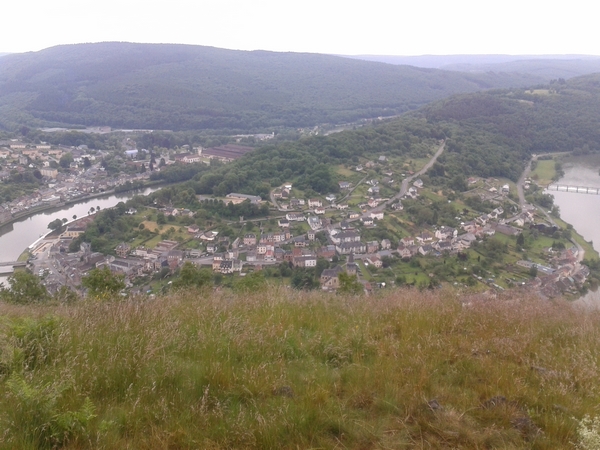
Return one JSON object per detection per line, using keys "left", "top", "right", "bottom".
{"left": 154, "top": 73, "right": 600, "bottom": 198}
{"left": 0, "top": 42, "right": 543, "bottom": 132}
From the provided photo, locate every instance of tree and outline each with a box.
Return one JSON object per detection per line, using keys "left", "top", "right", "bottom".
{"left": 72, "top": 215, "right": 77, "bottom": 221}
{"left": 48, "top": 219, "right": 64, "bottom": 231}
{"left": 0, "top": 271, "right": 49, "bottom": 304}
{"left": 59, "top": 152, "right": 74, "bottom": 169}
{"left": 234, "top": 271, "right": 267, "bottom": 293}
{"left": 172, "top": 262, "right": 212, "bottom": 290}
{"left": 516, "top": 233, "right": 525, "bottom": 248}
{"left": 529, "top": 265, "right": 538, "bottom": 278}
{"left": 338, "top": 273, "right": 363, "bottom": 295}
{"left": 81, "top": 267, "right": 126, "bottom": 299}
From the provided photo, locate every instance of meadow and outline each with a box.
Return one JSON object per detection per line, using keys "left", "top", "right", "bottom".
{"left": 1, "top": 286, "right": 600, "bottom": 448}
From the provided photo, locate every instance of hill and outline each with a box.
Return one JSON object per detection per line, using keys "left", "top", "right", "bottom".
{"left": 0, "top": 42, "right": 543, "bottom": 132}
{"left": 1, "top": 286, "right": 599, "bottom": 448}
{"left": 346, "top": 54, "right": 600, "bottom": 80}
{"left": 415, "top": 73, "right": 600, "bottom": 180}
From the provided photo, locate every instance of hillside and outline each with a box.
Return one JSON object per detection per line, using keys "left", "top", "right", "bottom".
{"left": 0, "top": 42, "right": 543, "bottom": 132}
{"left": 416, "top": 73, "right": 600, "bottom": 180}
{"left": 1, "top": 286, "right": 599, "bottom": 448}
{"left": 347, "top": 54, "right": 600, "bottom": 80}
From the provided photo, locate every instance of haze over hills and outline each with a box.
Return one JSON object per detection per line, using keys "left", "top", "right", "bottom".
{"left": 0, "top": 42, "right": 545, "bottom": 132}
{"left": 346, "top": 54, "right": 600, "bottom": 80}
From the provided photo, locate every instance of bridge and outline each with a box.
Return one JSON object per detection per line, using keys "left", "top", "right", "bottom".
{"left": 0, "top": 261, "right": 27, "bottom": 267}
{"left": 547, "top": 184, "right": 600, "bottom": 195}
{"left": 0, "top": 261, "right": 27, "bottom": 274}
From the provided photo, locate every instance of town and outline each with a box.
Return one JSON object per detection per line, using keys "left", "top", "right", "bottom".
{"left": 0, "top": 136, "right": 589, "bottom": 299}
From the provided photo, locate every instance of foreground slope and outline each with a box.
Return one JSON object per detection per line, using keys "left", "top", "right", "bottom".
{"left": 0, "top": 42, "right": 542, "bottom": 131}
{"left": 1, "top": 287, "right": 599, "bottom": 448}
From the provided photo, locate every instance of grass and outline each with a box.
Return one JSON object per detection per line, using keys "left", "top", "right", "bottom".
{"left": 2, "top": 287, "right": 600, "bottom": 448}
{"left": 531, "top": 159, "right": 558, "bottom": 186}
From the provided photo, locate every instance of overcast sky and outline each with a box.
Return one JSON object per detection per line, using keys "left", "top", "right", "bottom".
{"left": 2, "top": 0, "right": 599, "bottom": 56}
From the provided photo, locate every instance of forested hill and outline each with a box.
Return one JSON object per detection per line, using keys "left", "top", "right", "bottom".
{"left": 416, "top": 73, "right": 600, "bottom": 179}
{"left": 346, "top": 54, "right": 600, "bottom": 80}
{"left": 0, "top": 42, "right": 543, "bottom": 132}
{"left": 159, "top": 73, "right": 600, "bottom": 199}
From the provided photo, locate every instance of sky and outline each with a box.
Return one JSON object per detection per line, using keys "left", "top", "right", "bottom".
{"left": 2, "top": 0, "right": 599, "bottom": 56}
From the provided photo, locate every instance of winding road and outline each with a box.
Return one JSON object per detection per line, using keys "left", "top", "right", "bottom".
{"left": 368, "top": 139, "right": 446, "bottom": 216}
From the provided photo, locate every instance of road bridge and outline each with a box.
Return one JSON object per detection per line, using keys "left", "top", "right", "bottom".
{"left": 547, "top": 184, "right": 600, "bottom": 194}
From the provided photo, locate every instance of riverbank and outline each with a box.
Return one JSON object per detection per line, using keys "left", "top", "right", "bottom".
{"left": 0, "top": 180, "right": 165, "bottom": 231}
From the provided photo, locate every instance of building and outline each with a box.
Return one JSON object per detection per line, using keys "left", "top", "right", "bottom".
{"left": 115, "top": 243, "right": 131, "bottom": 258}
{"left": 226, "top": 193, "right": 262, "bottom": 204}
{"left": 201, "top": 144, "right": 254, "bottom": 161}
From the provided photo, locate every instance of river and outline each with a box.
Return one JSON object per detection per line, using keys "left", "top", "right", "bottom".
{"left": 545, "top": 155, "right": 600, "bottom": 307}
{"left": 0, "top": 187, "right": 159, "bottom": 287}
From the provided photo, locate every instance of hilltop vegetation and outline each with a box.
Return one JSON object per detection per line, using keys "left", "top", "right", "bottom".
{"left": 0, "top": 42, "right": 542, "bottom": 132}
{"left": 1, "top": 287, "right": 600, "bottom": 448}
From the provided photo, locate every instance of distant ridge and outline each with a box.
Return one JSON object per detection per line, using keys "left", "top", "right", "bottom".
{"left": 344, "top": 54, "right": 600, "bottom": 80}
{"left": 0, "top": 42, "right": 544, "bottom": 132}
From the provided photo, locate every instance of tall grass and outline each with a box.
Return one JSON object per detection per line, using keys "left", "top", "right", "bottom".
{"left": 1, "top": 286, "right": 599, "bottom": 448}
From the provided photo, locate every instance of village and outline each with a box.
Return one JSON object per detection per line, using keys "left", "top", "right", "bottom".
{"left": 0, "top": 136, "right": 592, "bottom": 298}
{"left": 23, "top": 161, "right": 591, "bottom": 298}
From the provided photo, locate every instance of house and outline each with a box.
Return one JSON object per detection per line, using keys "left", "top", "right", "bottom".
{"left": 286, "top": 213, "right": 305, "bottom": 222}
{"left": 308, "top": 198, "right": 322, "bottom": 208}
{"left": 216, "top": 259, "right": 243, "bottom": 274}
{"left": 241, "top": 233, "right": 256, "bottom": 246}
{"left": 367, "top": 255, "right": 382, "bottom": 268}
{"left": 435, "top": 226, "right": 457, "bottom": 240}
{"left": 338, "top": 181, "right": 351, "bottom": 190}
{"left": 293, "top": 236, "right": 307, "bottom": 247}
{"left": 370, "top": 211, "right": 384, "bottom": 220}
{"left": 115, "top": 243, "right": 131, "bottom": 258}
{"left": 413, "top": 179, "right": 424, "bottom": 188}
{"left": 314, "top": 206, "right": 326, "bottom": 215}
{"left": 434, "top": 240, "right": 452, "bottom": 253}
{"left": 398, "top": 246, "right": 413, "bottom": 259}
{"left": 325, "top": 194, "right": 337, "bottom": 203}
{"left": 361, "top": 216, "right": 374, "bottom": 226}
{"left": 493, "top": 223, "right": 520, "bottom": 236}
{"left": 366, "top": 241, "right": 379, "bottom": 254}
{"left": 294, "top": 255, "right": 317, "bottom": 268}
{"left": 330, "top": 230, "right": 361, "bottom": 245}
{"left": 400, "top": 237, "right": 415, "bottom": 247}
{"left": 187, "top": 224, "right": 200, "bottom": 234}
{"left": 381, "top": 239, "right": 392, "bottom": 250}
{"left": 416, "top": 230, "right": 434, "bottom": 243}
{"left": 320, "top": 266, "right": 344, "bottom": 290}
{"left": 174, "top": 153, "right": 201, "bottom": 164}
{"left": 418, "top": 244, "right": 433, "bottom": 256}
{"left": 336, "top": 241, "right": 366, "bottom": 255}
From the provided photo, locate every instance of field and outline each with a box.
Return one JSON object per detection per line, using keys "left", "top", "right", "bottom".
{"left": 530, "top": 159, "right": 558, "bottom": 186}
{"left": 1, "top": 287, "right": 600, "bottom": 448}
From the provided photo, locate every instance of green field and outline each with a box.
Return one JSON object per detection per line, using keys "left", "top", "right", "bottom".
{"left": 530, "top": 159, "right": 558, "bottom": 186}
{"left": 2, "top": 287, "right": 599, "bottom": 448}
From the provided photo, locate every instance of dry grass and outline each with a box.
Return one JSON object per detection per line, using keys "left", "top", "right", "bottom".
{"left": 1, "top": 287, "right": 599, "bottom": 448}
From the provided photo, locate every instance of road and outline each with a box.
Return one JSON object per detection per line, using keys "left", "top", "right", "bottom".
{"left": 517, "top": 151, "right": 585, "bottom": 262}
{"left": 517, "top": 152, "right": 572, "bottom": 210}
{"left": 369, "top": 139, "right": 446, "bottom": 215}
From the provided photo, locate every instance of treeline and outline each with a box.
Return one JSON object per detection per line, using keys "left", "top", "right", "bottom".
{"left": 189, "top": 118, "right": 444, "bottom": 197}
{"left": 0, "top": 42, "right": 542, "bottom": 132}
{"left": 420, "top": 74, "right": 600, "bottom": 180}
